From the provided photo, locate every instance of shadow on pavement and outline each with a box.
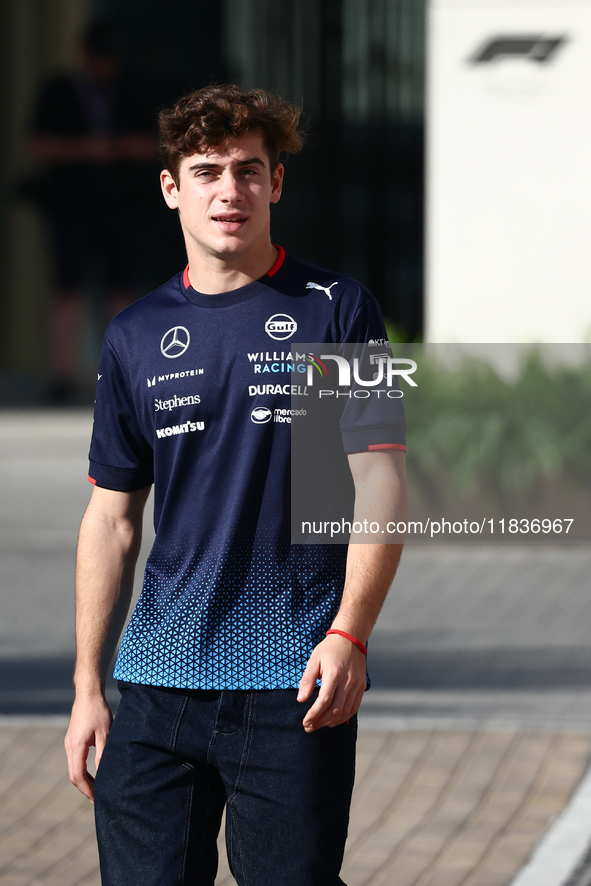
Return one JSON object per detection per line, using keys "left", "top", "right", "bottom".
{"left": 0, "top": 655, "right": 119, "bottom": 714}
{"left": 4, "top": 647, "right": 591, "bottom": 714}
{"left": 368, "top": 644, "right": 591, "bottom": 690}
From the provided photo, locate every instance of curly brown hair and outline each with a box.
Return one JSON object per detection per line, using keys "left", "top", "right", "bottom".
{"left": 159, "top": 84, "right": 305, "bottom": 185}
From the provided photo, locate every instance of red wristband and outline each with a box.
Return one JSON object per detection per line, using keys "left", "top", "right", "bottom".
{"left": 325, "top": 629, "right": 367, "bottom": 656}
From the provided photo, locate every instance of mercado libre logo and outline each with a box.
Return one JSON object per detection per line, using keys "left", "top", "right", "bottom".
{"left": 251, "top": 406, "right": 273, "bottom": 424}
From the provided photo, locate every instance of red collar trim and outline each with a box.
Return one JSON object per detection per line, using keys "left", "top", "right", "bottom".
{"left": 182, "top": 245, "right": 285, "bottom": 291}
{"left": 266, "top": 245, "right": 285, "bottom": 277}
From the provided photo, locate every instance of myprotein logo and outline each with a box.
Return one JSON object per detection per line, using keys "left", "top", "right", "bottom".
{"left": 471, "top": 36, "right": 566, "bottom": 65}
{"left": 251, "top": 407, "right": 273, "bottom": 424}
{"left": 156, "top": 420, "right": 205, "bottom": 439}
{"left": 160, "top": 326, "right": 190, "bottom": 359}
{"left": 154, "top": 393, "right": 201, "bottom": 412}
{"left": 147, "top": 369, "right": 204, "bottom": 388}
{"left": 265, "top": 314, "right": 297, "bottom": 341}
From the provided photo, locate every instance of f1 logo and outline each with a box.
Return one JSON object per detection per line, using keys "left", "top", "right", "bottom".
{"left": 471, "top": 36, "right": 567, "bottom": 64}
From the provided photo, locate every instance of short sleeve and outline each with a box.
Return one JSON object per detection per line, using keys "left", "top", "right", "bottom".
{"left": 339, "top": 292, "right": 407, "bottom": 454}
{"left": 88, "top": 335, "right": 154, "bottom": 490}
{"left": 340, "top": 289, "right": 388, "bottom": 346}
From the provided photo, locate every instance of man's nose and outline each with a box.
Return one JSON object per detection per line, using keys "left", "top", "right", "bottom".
{"left": 219, "top": 172, "right": 242, "bottom": 201}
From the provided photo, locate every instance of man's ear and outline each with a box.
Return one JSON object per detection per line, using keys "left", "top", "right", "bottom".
{"left": 160, "top": 169, "right": 179, "bottom": 209}
{"left": 270, "top": 163, "right": 284, "bottom": 204}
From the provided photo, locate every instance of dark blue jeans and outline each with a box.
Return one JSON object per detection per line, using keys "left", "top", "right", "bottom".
{"left": 94, "top": 682, "right": 357, "bottom": 885}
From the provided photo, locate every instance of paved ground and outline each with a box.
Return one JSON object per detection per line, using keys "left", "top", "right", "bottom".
{"left": 1, "top": 719, "right": 589, "bottom": 886}
{"left": 2, "top": 410, "right": 591, "bottom": 885}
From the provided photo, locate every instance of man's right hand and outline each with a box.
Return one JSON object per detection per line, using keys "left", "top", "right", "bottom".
{"left": 65, "top": 694, "right": 113, "bottom": 803}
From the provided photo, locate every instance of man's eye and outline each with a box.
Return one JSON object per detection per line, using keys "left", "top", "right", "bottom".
{"left": 242, "top": 168, "right": 258, "bottom": 176}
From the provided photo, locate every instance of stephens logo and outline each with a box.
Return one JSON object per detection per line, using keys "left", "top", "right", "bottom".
{"left": 161, "top": 326, "right": 190, "bottom": 359}
{"left": 265, "top": 314, "right": 297, "bottom": 341}
{"left": 154, "top": 393, "right": 201, "bottom": 411}
{"left": 251, "top": 407, "right": 273, "bottom": 424}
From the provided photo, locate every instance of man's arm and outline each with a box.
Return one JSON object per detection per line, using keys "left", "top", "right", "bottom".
{"left": 64, "top": 484, "right": 151, "bottom": 801}
{"left": 298, "top": 449, "right": 407, "bottom": 731}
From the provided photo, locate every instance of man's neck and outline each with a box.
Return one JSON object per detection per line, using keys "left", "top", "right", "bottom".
{"left": 185, "top": 243, "right": 278, "bottom": 294}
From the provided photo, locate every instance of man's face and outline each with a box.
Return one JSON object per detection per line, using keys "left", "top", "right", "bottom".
{"left": 161, "top": 131, "right": 284, "bottom": 264}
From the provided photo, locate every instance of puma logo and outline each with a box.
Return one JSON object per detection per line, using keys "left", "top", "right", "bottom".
{"left": 306, "top": 281, "right": 339, "bottom": 300}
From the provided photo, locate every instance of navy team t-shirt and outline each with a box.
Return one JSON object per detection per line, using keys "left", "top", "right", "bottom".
{"left": 89, "top": 248, "right": 406, "bottom": 689}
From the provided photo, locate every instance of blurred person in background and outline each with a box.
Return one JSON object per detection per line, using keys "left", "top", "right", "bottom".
{"left": 28, "top": 17, "right": 158, "bottom": 403}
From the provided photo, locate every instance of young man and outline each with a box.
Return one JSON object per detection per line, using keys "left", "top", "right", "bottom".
{"left": 65, "top": 84, "right": 407, "bottom": 886}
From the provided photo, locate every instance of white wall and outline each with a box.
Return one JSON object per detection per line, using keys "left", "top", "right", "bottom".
{"left": 426, "top": 0, "right": 591, "bottom": 343}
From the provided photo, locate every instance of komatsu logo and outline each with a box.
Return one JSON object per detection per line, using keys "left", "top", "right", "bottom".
{"left": 156, "top": 421, "right": 205, "bottom": 439}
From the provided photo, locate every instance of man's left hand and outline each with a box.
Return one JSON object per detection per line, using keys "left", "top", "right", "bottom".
{"left": 297, "top": 633, "right": 367, "bottom": 731}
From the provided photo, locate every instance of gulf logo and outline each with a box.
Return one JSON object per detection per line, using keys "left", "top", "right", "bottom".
{"left": 265, "top": 314, "right": 297, "bottom": 340}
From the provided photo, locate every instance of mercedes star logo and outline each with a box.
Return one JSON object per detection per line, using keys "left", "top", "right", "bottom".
{"left": 161, "top": 326, "right": 190, "bottom": 359}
